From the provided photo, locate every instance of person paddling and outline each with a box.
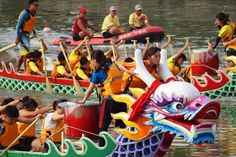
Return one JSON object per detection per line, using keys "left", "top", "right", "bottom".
{"left": 129, "top": 4, "right": 150, "bottom": 31}
{"left": 72, "top": 8, "right": 97, "bottom": 41}
{"left": 15, "top": 0, "right": 39, "bottom": 72}
{"left": 213, "top": 12, "right": 236, "bottom": 56}
{"left": 101, "top": 6, "right": 125, "bottom": 38}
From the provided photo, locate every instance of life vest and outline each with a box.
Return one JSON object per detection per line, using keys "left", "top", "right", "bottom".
{"left": 121, "top": 60, "right": 155, "bottom": 90}
{"left": 40, "top": 118, "right": 64, "bottom": 143}
{"left": 17, "top": 122, "right": 36, "bottom": 137}
{"left": 69, "top": 52, "right": 80, "bottom": 70}
{"left": 72, "top": 61, "right": 91, "bottom": 79}
{"left": 19, "top": 9, "right": 37, "bottom": 33}
{"left": 0, "top": 122, "right": 19, "bottom": 147}
{"left": 72, "top": 17, "right": 88, "bottom": 36}
{"left": 99, "top": 64, "right": 123, "bottom": 98}
{"left": 25, "top": 59, "right": 43, "bottom": 75}
{"left": 51, "top": 60, "right": 67, "bottom": 77}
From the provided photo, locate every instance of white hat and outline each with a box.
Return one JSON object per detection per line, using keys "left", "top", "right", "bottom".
{"left": 135, "top": 4, "right": 142, "bottom": 11}
{"left": 109, "top": 6, "right": 117, "bottom": 11}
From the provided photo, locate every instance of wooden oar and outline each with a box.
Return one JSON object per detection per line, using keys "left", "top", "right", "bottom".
{"left": 39, "top": 40, "right": 53, "bottom": 94}
{"left": 131, "top": 40, "right": 137, "bottom": 49}
{"left": 84, "top": 36, "right": 91, "bottom": 60}
{"left": 0, "top": 43, "right": 16, "bottom": 53}
{"left": 111, "top": 40, "right": 117, "bottom": 60}
{"left": 184, "top": 37, "right": 191, "bottom": 60}
{"left": 0, "top": 36, "right": 35, "bottom": 53}
{"left": 0, "top": 115, "right": 41, "bottom": 156}
{"left": 122, "top": 40, "right": 128, "bottom": 58}
{"left": 59, "top": 42, "right": 82, "bottom": 96}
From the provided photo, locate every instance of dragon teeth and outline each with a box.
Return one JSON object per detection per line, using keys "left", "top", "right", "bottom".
{"left": 190, "top": 125, "right": 197, "bottom": 134}
{"left": 154, "top": 114, "right": 166, "bottom": 121}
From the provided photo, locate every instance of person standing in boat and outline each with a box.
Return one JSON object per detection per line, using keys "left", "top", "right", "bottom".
{"left": 101, "top": 6, "right": 125, "bottom": 38}
{"left": 72, "top": 8, "right": 98, "bottom": 41}
{"left": 213, "top": 12, "right": 236, "bottom": 56}
{"left": 74, "top": 50, "right": 135, "bottom": 146}
{"left": 129, "top": 4, "right": 150, "bottom": 31}
{"left": 15, "top": 0, "right": 39, "bottom": 72}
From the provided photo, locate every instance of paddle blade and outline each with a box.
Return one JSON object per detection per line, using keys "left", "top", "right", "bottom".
{"left": 73, "top": 77, "right": 83, "bottom": 96}
{"left": 45, "top": 77, "right": 53, "bottom": 94}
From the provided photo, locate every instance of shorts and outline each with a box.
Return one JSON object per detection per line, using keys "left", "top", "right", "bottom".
{"left": 18, "top": 33, "right": 30, "bottom": 56}
{"left": 72, "top": 33, "right": 83, "bottom": 41}
{"left": 226, "top": 48, "right": 236, "bottom": 56}
{"left": 102, "top": 30, "right": 112, "bottom": 38}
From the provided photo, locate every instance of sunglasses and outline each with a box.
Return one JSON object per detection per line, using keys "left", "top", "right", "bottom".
{"left": 111, "top": 10, "right": 117, "bottom": 12}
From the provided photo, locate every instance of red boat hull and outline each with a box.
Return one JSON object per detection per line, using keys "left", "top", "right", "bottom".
{"left": 52, "top": 26, "right": 164, "bottom": 46}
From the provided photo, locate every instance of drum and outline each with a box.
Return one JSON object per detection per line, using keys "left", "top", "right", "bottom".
{"left": 61, "top": 100, "right": 100, "bottom": 139}
{"left": 190, "top": 49, "right": 219, "bottom": 75}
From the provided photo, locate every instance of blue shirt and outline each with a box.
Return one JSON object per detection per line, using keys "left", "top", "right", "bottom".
{"left": 90, "top": 68, "right": 108, "bottom": 84}
{"left": 90, "top": 63, "right": 112, "bottom": 84}
{"left": 16, "top": 10, "right": 30, "bottom": 39}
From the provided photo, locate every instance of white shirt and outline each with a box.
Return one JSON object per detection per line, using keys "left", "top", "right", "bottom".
{"left": 44, "top": 112, "right": 57, "bottom": 131}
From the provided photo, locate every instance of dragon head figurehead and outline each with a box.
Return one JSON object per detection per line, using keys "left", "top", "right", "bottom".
{"left": 111, "top": 49, "right": 220, "bottom": 152}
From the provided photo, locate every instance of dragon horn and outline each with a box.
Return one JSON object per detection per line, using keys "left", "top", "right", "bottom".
{"left": 134, "top": 49, "right": 155, "bottom": 87}
{"left": 158, "top": 49, "right": 175, "bottom": 82}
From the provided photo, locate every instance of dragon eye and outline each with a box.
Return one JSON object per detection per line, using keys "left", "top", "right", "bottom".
{"left": 171, "top": 102, "right": 184, "bottom": 112}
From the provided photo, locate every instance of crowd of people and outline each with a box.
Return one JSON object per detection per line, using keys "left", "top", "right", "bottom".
{"left": 0, "top": 0, "right": 235, "bottom": 153}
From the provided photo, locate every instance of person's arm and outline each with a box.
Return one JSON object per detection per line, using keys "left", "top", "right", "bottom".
{"left": 213, "top": 37, "right": 221, "bottom": 49}
{"left": 72, "top": 40, "right": 86, "bottom": 52}
{"left": 57, "top": 65, "right": 72, "bottom": 78}
{"left": 161, "top": 36, "right": 171, "bottom": 49}
{"left": 74, "top": 82, "right": 96, "bottom": 104}
{"left": 17, "top": 115, "right": 35, "bottom": 124}
{"left": 223, "top": 38, "right": 236, "bottom": 47}
{"left": 87, "top": 23, "right": 98, "bottom": 32}
{"left": 143, "top": 15, "right": 150, "bottom": 26}
{"left": 142, "top": 39, "right": 151, "bottom": 58}
{"left": 172, "top": 40, "right": 189, "bottom": 60}
{"left": 116, "top": 62, "right": 136, "bottom": 76}
{"left": 19, "top": 106, "right": 51, "bottom": 118}
{"left": 77, "top": 19, "right": 91, "bottom": 35}
{"left": 52, "top": 113, "right": 64, "bottom": 121}
{"left": 29, "top": 61, "right": 45, "bottom": 76}
{"left": 76, "top": 68, "right": 89, "bottom": 80}
{"left": 15, "top": 11, "right": 29, "bottom": 44}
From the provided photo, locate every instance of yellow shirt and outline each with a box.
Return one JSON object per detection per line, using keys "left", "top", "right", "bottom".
{"left": 101, "top": 14, "right": 120, "bottom": 32}
{"left": 167, "top": 56, "right": 182, "bottom": 76}
{"left": 68, "top": 49, "right": 80, "bottom": 69}
{"left": 76, "top": 68, "right": 89, "bottom": 80}
{"left": 57, "top": 65, "right": 67, "bottom": 76}
{"left": 29, "top": 61, "right": 39, "bottom": 72}
{"left": 218, "top": 25, "right": 233, "bottom": 42}
{"left": 129, "top": 12, "right": 148, "bottom": 27}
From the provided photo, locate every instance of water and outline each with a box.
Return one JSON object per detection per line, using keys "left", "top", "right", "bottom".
{"left": 0, "top": 0, "right": 236, "bottom": 156}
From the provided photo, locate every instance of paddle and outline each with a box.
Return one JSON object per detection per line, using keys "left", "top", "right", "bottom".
{"left": 0, "top": 36, "right": 35, "bottom": 53}
{"left": 84, "top": 36, "right": 91, "bottom": 60}
{"left": 0, "top": 115, "right": 41, "bottom": 156}
{"left": 59, "top": 42, "right": 82, "bottom": 96}
{"left": 111, "top": 40, "right": 117, "bottom": 60}
{"left": 39, "top": 40, "right": 53, "bottom": 94}
{"left": 131, "top": 40, "right": 137, "bottom": 49}
{"left": 123, "top": 40, "right": 128, "bottom": 58}
{"left": 104, "top": 40, "right": 123, "bottom": 57}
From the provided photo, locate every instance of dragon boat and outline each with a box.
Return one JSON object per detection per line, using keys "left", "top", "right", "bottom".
{"left": 189, "top": 49, "right": 236, "bottom": 99}
{"left": 0, "top": 49, "right": 221, "bottom": 157}
{"left": 52, "top": 26, "right": 164, "bottom": 46}
{"left": 0, "top": 62, "right": 97, "bottom": 96}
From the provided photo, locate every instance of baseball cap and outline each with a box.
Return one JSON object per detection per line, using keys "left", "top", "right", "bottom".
{"left": 109, "top": 6, "right": 117, "bottom": 11}
{"left": 80, "top": 8, "right": 87, "bottom": 13}
{"left": 135, "top": 4, "right": 142, "bottom": 11}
